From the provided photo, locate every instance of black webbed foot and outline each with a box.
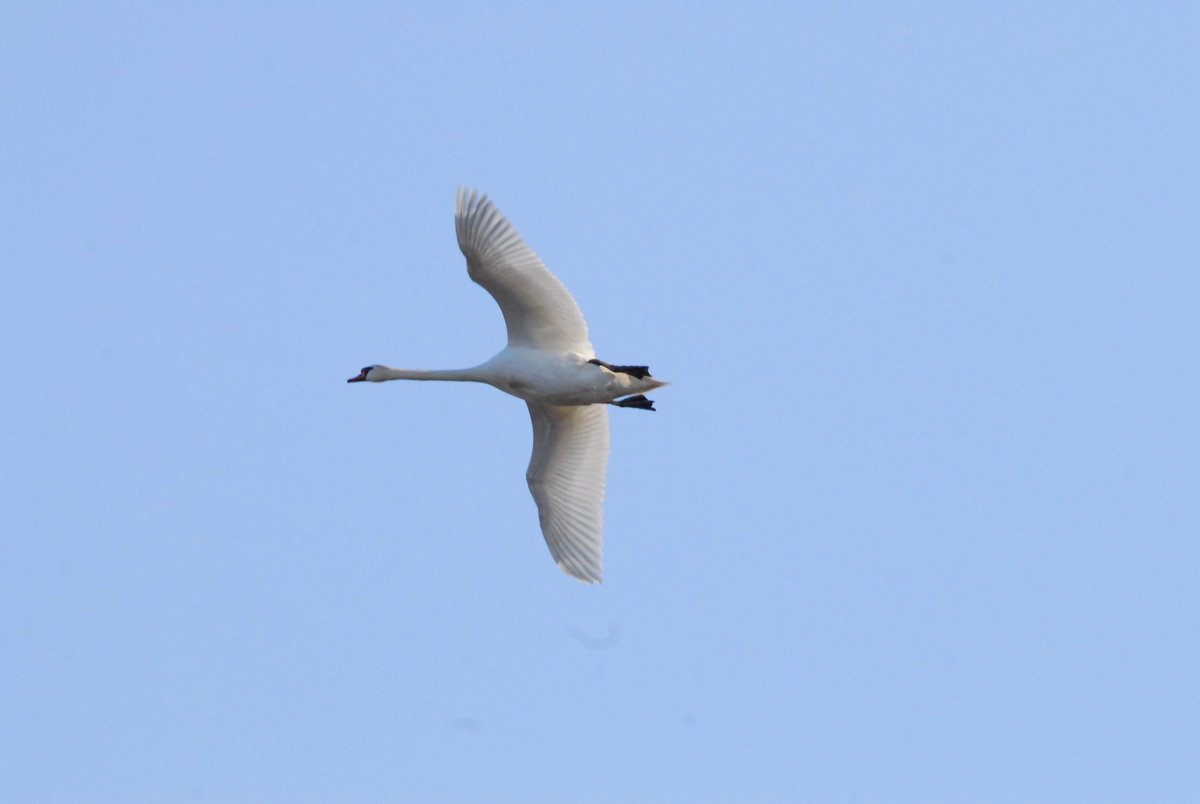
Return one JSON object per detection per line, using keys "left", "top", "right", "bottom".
{"left": 589, "top": 359, "right": 651, "bottom": 380}
{"left": 610, "top": 394, "right": 656, "bottom": 411}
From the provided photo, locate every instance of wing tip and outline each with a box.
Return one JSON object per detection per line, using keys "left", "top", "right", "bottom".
{"left": 558, "top": 560, "right": 602, "bottom": 584}
{"left": 454, "top": 186, "right": 489, "bottom": 219}
{"left": 454, "top": 185, "right": 473, "bottom": 218}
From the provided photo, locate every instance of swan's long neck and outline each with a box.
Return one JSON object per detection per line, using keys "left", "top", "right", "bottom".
{"left": 371, "top": 365, "right": 484, "bottom": 383}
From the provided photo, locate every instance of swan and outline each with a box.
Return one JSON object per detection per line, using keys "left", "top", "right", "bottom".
{"left": 348, "top": 188, "right": 667, "bottom": 583}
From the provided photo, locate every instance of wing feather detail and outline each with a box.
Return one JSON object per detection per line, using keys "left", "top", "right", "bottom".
{"left": 525, "top": 402, "right": 609, "bottom": 583}
{"left": 455, "top": 188, "right": 593, "bottom": 355}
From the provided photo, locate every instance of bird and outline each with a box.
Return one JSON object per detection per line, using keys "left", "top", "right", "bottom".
{"left": 348, "top": 188, "right": 666, "bottom": 583}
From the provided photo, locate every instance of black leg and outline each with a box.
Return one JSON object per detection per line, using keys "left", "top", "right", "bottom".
{"left": 610, "top": 395, "right": 656, "bottom": 411}
{"left": 589, "top": 359, "right": 651, "bottom": 380}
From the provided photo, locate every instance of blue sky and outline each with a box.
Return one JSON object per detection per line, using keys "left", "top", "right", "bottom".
{"left": 2, "top": 3, "right": 1196, "bottom": 802}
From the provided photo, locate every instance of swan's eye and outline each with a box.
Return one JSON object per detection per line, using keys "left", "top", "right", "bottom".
{"left": 361, "top": 366, "right": 372, "bottom": 375}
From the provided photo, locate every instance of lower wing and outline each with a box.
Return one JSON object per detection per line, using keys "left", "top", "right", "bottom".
{"left": 525, "top": 402, "right": 610, "bottom": 583}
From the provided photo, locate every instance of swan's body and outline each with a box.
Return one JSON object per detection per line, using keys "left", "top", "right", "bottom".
{"left": 349, "top": 189, "right": 666, "bottom": 583}
{"left": 362, "top": 348, "right": 660, "bottom": 405}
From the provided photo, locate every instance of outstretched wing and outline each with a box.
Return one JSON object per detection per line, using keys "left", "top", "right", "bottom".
{"left": 526, "top": 402, "right": 609, "bottom": 583}
{"left": 455, "top": 188, "right": 593, "bottom": 355}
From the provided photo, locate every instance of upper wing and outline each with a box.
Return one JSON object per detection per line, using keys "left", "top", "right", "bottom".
{"left": 526, "top": 402, "right": 609, "bottom": 583}
{"left": 455, "top": 188, "right": 593, "bottom": 355}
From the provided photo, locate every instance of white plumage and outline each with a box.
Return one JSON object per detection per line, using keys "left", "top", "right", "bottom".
{"left": 455, "top": 189, "right": 592, "bottom": 355}
{"left": 348, "top": 189, "right": 666, "bottom": 583}
{"left": 526, "top": 402, "right": 609, "bottom": 582}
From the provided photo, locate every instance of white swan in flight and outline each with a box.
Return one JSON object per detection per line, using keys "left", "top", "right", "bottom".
{"left": 348, "top": 189, "right": 667, "bottom": 583}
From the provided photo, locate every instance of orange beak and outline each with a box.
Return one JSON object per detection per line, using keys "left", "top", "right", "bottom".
{"left": 347, "top": 369, "right": 369, "bottom": 383}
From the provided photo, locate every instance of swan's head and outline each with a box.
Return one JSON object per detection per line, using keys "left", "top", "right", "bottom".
{"left": 347, "top": 365, "right": 379, "bottom": 383}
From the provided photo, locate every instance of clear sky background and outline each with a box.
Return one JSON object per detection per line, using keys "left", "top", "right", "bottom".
{"left": 2, "top": 3, "right": 1196, "bottom": 802}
